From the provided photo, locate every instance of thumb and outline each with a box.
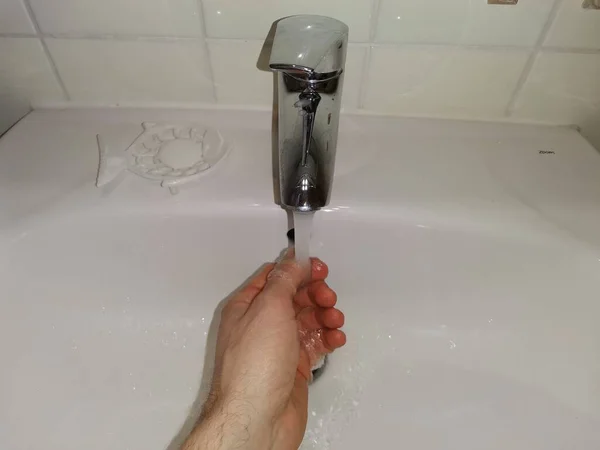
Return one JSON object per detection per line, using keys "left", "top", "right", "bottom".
{"left": 262, "top": 251, "right": 311, "bottom": 299}
{"left": 220, "top": 263, "right": 276, "bottom": 322}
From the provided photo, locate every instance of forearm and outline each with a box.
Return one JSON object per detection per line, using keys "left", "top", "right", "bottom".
{"left": 182, "top": 398, "right": 273, "bottom": 450}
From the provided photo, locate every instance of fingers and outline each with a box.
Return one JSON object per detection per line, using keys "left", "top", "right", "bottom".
{"left": 324, "top": 329, "right": 347, "bottom": 351}
{"left": 229, "top": 256, "right": 328, "bottom": 309}
{"left": 236, "top": 263, "right": 276, "bottom": 303}
{"left": 262, "top": 252, "right": 313, "bottom": 299}
{"left": 320, "top": 308, "right": 345, "bottom": 328}
{"left": 294, "top": 280, "right": 337, "bottom": 309}
{"left": 297, "top": 306, "right": 345, "bottom": 330}
{"left": 222, "top": 263, "right": 275, "bottom": 318}
{"left": 310, "top": 257, "right": 329, "bottom": 281}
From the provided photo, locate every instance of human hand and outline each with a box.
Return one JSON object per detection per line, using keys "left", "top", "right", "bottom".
{"left": 183, "top": 253, "right": 346, "bottom": 450}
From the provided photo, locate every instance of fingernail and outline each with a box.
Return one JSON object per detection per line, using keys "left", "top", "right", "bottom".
{"left": 313, "top": 259, "right": 326, "bottom": 272}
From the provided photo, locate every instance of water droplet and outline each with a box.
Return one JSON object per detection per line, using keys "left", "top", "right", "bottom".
{"left": 449, "top": 340, "right": 457, "bottom": 349}
{"left": 311, "top": 411, "right": 317, "bottom": 417}
{"left": 132, "top": 385, "right": 136, "bottom": 391}
{"left": 388, "top": 335, "right": 392, "bottom": 339}
{"left": 201, "top": 317, "right": 205, "bottom": 324}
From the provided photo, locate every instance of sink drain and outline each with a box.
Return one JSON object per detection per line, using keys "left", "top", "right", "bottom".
{"left": 311, "top": 355, "right": 328, "bottom": 383}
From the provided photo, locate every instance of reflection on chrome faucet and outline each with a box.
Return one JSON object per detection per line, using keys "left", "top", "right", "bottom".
{"left": 270, "top": 15, "right": 349, "bottom": 212}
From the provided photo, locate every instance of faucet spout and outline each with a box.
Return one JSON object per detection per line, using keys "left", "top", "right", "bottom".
{"left": 269, "top": 15, "right": 348, "bottom": 212}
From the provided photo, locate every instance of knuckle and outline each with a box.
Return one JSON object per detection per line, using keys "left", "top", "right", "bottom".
{"left": 266, "top": 263, "right": 302, "bottom": 293}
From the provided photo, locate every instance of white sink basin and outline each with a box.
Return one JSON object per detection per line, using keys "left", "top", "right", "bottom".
{"left": 1, "top": 109, "right": 600, "bottom": 450}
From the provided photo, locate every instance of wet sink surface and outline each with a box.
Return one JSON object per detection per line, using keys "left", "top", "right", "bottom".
{"left": 1, "top": 109, "right": 600, "bottom": 450}
{"left": 2, "top": 211, "right": 600, "bottom": 449}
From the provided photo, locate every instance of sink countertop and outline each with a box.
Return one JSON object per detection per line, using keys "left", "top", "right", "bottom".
{"left": 1, "top": 107, "right": 600, "bottom": 249}
{"left": 2, "top": 108, "right": 600, "bottom": 450}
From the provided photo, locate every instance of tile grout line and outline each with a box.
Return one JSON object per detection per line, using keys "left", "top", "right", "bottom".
{"left": 0, "top": 32, "right": 37, "bottom": 38}
{"left": 21, "top": 0, "right": 71, "bottom": 101}
{"left": 1, "top": 31, "right": 598, "bottom": 55}
{"left": 358, "top": 0, "right": 382, "bottom": 109}
{"left": 368, "top": 0, "right": 382, "bottom": 42}
{"left": 30, "top": 33, "right": 205, "bottom": 42}
{"left": 197, "top": 0, "right": 218, "bottom": 103}
{"left": 504, "top": 0, "right": 564, "bottom": 117}
{"left": 371, "top": 41, "right": 531, "bottom": 51}
{"left": 3, "top": 33, "right": 597, "bottom": 55}
{"left": 503, "top": 51, "right": 538, "bottom": 117}
{"left": 542, "top": 45, "right": 600, "bottom": 55}
{"left": 357, "top": 46, "right": 372, "bottom": 110}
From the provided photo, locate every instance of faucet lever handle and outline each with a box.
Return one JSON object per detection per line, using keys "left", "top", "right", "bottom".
{"left": 269, "top": 15, "right": 349, "bottom": 76}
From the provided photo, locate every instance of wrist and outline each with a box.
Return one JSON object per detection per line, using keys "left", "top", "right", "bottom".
{"left": 184, "top": 396, "right": 275, "bottom": 450}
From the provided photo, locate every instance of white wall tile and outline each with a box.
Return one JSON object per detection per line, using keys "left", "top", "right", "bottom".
{"left": 0, "top": 0, "right": 35, "bottom": 34}
{"left": 0, "top": 0, "right": 596, "bottom": 150}
{"left": 513, "top": 52, "right": 600, "bottom": 125}
{"left": 339, "top": 46, "right": 367, "bottom": 110}
{"left": 0, "top": 38, "right": 64, "bottom": 104}
{"left": 544, "top": 0, "right": 600, "bottom": 49}
{"left": 208, "top": 40, "right": 365, "bottom": 109}
{"left": 202, "top": 0, "right": 374, "bottom": 42}
{"left": 47, "top": 39, "right": 214, "bottom": 103}
{"left": 208, "top": 40, "right": 272, "bottom": 106}
{"left": 364, "top": 46, "right": 529, "bottom": 118}
{"left": 376, "top": 0, "right": 554, "bottom": 46}
{"left": 28, "top": 0, "right": 203, "bottom": 36}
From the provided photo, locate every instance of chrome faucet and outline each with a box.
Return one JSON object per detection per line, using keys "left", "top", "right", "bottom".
{"left": 270, "top": 15, "right": 348, "bottom": 212}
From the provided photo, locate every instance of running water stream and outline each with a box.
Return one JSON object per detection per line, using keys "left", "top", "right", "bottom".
{"left": 293, "top": 211, "right": 315, "bottom": 265}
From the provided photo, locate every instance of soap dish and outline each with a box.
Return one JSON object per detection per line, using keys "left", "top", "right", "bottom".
{"left": 96, "top": 122, "right": 230, "bottom": 194}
